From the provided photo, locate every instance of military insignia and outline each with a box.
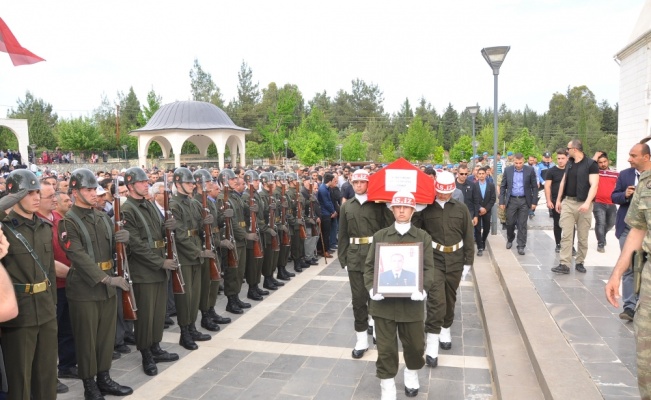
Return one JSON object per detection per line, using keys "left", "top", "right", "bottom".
{"left": 647, "top": 181, "right": 651, "bottom": 189}
{"left": 31, "top": 180, "right": 35, "bottom": 185}
{"left": 7, "top": 183, "right": 11, "bottom": 191}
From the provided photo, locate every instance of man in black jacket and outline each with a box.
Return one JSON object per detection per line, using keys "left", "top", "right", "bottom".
{"left": 474, "top": 167, "right": 496, "bottom": 257}
{"left": 455, "top": 166, "right": 480, "bottom": 228}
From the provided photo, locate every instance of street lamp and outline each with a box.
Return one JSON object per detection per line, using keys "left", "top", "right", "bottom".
{"left": 29, "top": 143, "right": 37, "bottom": 165}
{"left": 121, "top": 144, "right": 128, "bottom": 161}
{"left": 466, "top": 105, "right": 480, "bottom": 163}
{"left": 283, "top": 140, "right": 288, "bottom": 163}
{"left": 336, "top": 144, "right": 343, "bottom": 163}
{"left": 481, "top": 45, "right": 510, "bottom": 235}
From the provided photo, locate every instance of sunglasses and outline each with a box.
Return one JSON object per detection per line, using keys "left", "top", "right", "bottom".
{"left": 458, "top": 173, "right": 468, "bottom": 176}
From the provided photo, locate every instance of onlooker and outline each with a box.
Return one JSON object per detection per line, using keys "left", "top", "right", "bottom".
{"left": 475, "top": 167, "right": 496, "bottom": 257}
{"left": 317, "top": 173, "right": 337, "bottom": 257}
{"left": 455, "top": 166, "right": 480, "bottom": 227}
{"left": 538, "top": 152, "right": 556, "bottom": 217}
{"left": 552, "top": 139, "right": 599, "bottom": 274}
{"left": 544, "top": 149, "right": 569, "bottom": 252}
{"left": 592, "top": 151, "right": 618, "bottom": 253}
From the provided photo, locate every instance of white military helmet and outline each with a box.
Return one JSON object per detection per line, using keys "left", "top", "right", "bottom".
{"left": 390, "top": 191, "right": 416, "bottom": 209}
{"left": 435, "top": 171, "right": 456, "bottom": 194}
{"left": 351, "top": 169, "right": 369, "bottom": 182}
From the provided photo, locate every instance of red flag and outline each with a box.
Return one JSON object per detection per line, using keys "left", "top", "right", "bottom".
{"left": 0, "top": 17, "right": 44, "bottom": 66}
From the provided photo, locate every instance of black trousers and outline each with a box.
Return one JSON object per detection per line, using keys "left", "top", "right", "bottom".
{"left": 57, "top": 287, "right": 77, "bottom": 371}
{"left": 505, "top": 197, "right": 529, "bottom": 249}
{"left": 474, "top": 212, "right": 491, "bottom": 250}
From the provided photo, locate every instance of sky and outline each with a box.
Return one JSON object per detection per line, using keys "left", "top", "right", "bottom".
{"left": 0, "top": 0, "right": 647, "bottom": 121}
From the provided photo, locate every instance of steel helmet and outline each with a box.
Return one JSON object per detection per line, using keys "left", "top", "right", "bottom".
{"left": 6, "top": 169, "right": 40, "bottom": 193}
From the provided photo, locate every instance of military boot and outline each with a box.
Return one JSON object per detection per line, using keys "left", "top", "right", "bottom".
{"left": 280, "top": 265, "right": 295, "bottom": 278}
{"left": 226, "top": 295, "right": 243, "bottom": 314}
{"left": 247, "top": 285, "right": 264, "bottom": 301}
{"left": 236, "top": 294, "right": 251, "bottom": 309}
{"left": 179, "top": 325, "right": 198, "bottom": 350}
{"left": 263, "top": 276, "right": 278, "bottom": 290}
{"left": 189, "top": 323, "right": 211, "bottom": 341}
{"left": 82, "top": 378, "right": 104, "bottom": 400}
{"left": 96, "top": 371, "right": 133, "bottom": 397}
{"left": 150, "top": 342, "right": 179, "bottom": 363}
{"left": 255, "top": 285, "right": 269, "bottom": 296}
{"left": 201, "top": 310, "right": 221, "bottom": 332}
{"left": 140, "top": 349, "right": 158, "bottom": 376}
{"left": 207, "top": 307, "right": 231, "bottom": 324}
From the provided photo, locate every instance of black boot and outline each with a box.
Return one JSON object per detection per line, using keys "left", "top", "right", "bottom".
{"left": 179, "top": 325, "right": 198, "bottom": 350}
{"left": 263, "top": 276, "right": 278, "bottom": 290}
{"left": 140, "top": 349, "right": 158, "bottom": 376}
{"left": 293, "top": 262, "right": 303, "bottom": 273}
{"left": 255, "top": 285, "right": 270, "bottom": 296}
{"left": 271, "top": 276, "right": 285, "bottom": 286}
{"left": 189, "top": 323, "right": 212, "bottom": 341}
{"left": 150, "top": 342, "right": 179, "bottom": 363}
{"left": 226, "top": 295, "right": 243, "bottom": 314}
{"left": 247, "top": 285, "right": 264, "bottom": 301}
{"left": 82, "top": 378, "right": 104, "bottom": 400}
{"left": 96, "top": 371, "right": 133, "bottom": 397}
{"left": 280, "top": 265, "right": 295, "bottom": 278}
{"left": 276, "top": 267, "right": 291, "bottom": 281}
{"left": 236, "top": 294, "right": 252, "bottom": 308}
{"left": 208, "top": 307, "right": 231, "bottom": 324}
{"left": 201, "top": 311, "right": 221, "bottom": 332}
{"left": 300, "top": 257, "right": 311, "bottom": 269}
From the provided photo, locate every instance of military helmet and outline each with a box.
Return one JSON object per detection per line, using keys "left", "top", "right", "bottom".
{"left": 286, "top": 172, "right": 298, "bottom": 182}
{"left": 124, "top": 167, "right": 148, "bottom": 186}
{"left": 69, "top": 168, "right": 98, "bottom": 191}
{"left": 217, "top": 169, "right": 237, "bottom": 186}
{"left": 273, "top": 171, "right": 286, "bottom": 182}
{"left": 6, "top": 169, "right": 40, "bottom": 193}
{"left": 193, "top": 169, "right": 211, "bottom": 184}
{"left": 259, "top": 172, "right": 274, "bottom": 185}
{"left": 173, "top": 167, "right": 195, "bottom": 184}
{"left": 243, "top": 170, "right": 259, "bottom": 184}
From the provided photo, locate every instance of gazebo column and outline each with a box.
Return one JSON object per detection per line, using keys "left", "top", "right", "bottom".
{"left": 218, "top": 152, "right": 225, "bottom": 170}
{"left": 239, "top": 149, "right": 246, "bottom": 168}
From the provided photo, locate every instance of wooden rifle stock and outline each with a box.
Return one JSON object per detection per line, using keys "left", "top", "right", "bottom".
{"left": 295, "top": 181, "right": 307, "bottom": 240}
{"left": 114, "top": 179, "right": 137, "bottom": 320}
{"left": 200, "top": 178, "right": 221, "bottom": 281}
{"left": 248, "top": 183, "right": 264, "bottom": 259}
{"left": 164, "top": 175, "right": 185, "bottom": 294}
{"left": 268, "top": 191, "right": 280, "bottom": 251}
{"left": 223, "top": 185, "right": 239, "bottom": 268}
{"left": 280, "top": 184, "right": 291, "bottom": 247}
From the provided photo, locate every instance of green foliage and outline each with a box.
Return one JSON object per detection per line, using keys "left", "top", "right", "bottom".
{"left": 228, "top": 61, "right": 261, "bottom": 139}
{"left": 189, "top": 58, "right": 224, "bottom": 107}
{"left": 363, "top": 117, "right": 390, "bottom": 161}
{"left": 291, "top": 107, "right": 335, "bottom": 165}
{"left": 245, "top": 141, "right": 265, "bottom": 159}
{"left": 509, "top": 128, "right": 540, "bottom": 158}
{"left": 449, "top": 135, "right": 473, "bottom": 162}
{"left": 181, "top": 141, "right": 199, "bottom": 154}
{"left": 137, "top": 88, "right": 162, "bottom": 127}
{"left": 400, "top": 116, "right": 436, "bottom": 161}
{"left": 594, "top": 133, "right": 618, "bottom": 164}
{"left": 8, "top": 91, "right": 58, "bottom": 149}
{"left": 432, "top": 145, "right": 445, "bottom": 164}
{"left": 441, "top": 103, "right": 459, "bottom": 150}
{"left": 379, "top": 139, "right": 397, "bottom": 163}
{"left": 56, "top": 117, "right": 106, "bottom": 151}
{"left": 258, "top": 83, "right": 304, "bottom": 161}
{"left": 0, "top": 127, "right": 19, "bottom": 151}
{"left": 341, "top": 131, "right": 367, "bottom": 162}
{"left": 477, "top": 122, "right": 507, "bottom": 155}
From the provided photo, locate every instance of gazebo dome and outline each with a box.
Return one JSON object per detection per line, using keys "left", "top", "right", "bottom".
{"left": 133, "top": 101, "right": 248, "bottom": 132}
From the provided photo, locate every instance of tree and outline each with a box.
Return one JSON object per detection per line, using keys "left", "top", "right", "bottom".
{"left": 331, "top": 89, "right": 355, "bottom": 132}
{"left": 476, "top": 122, "right": 507, "bottom": 156}
{"left": 400, "top": 116, "right": 436, "bottom": 162}
{"left": 449, "top": 135, "right": 473, "bottom": 162}
{"left": 137, "top": 88, "right": 162, "bottom": 126}
{"left": 291, "top": 107, "right": 336, "bottom": 165}
{"left": 363, "top": 117, "right": 390, "bottom": 161}
{"left": 8, "top": 91, "right": 58, "bottom": 150}
{"left": 92, "top": 94, "right": 118, "bottom": 150}
{"left": 341, "top": 131, "right": 367, "bottom": 162}
{"left": 228, "top": 61, "right": 261, "bottom": 138}
{"left": 391, "top": 98, "right": 413, "bottom": 136}
{"left": 432, "top": 145, "right": 445, "bottom": 164}
{"left": 117, "top": 87, "right": 141, "bottom": 151}
{"left": 189, "top": 58, "right": 224, "bottom": 107}
{"left": 509, "top": 128, "right": 540, "bottom": 158}
{"left": 350, "top": 79, "right": 385, "bottom": 133}
{"left": 56, "top": 117, "right": 106, "bottom": 151}
{"left": 599, "top": 100, "right": 617, "bottom": 134}
{"left": 440, "top": 103, "right": 459, "bottom": 150}
{"left": 257, "top": 83, "right": 303, "bottom": 161}
{"left": 379, "top": 139, "right": 397, "bottom": 163}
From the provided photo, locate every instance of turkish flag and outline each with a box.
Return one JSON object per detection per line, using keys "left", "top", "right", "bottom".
{"left": 367, "top": 158, "right": 436, "bottom": 205}
{"left": 0, "top": 17, "right": 44, "bottom": 66}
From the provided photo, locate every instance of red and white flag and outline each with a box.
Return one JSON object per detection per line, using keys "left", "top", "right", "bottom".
{"left": 0, "top": 17, "right": 44, "bottom": 66}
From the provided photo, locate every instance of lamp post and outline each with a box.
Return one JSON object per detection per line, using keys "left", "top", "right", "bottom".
{"left": 29, "top": 143, "right": 37, "bottom": 165}
{"left": 121, "top": 145, "right": 128, "bottom": 161}
{"left": 336, "top": 144, "right": 343, "bottom": 163}
{"left": 283, "top": 140, "right": 288, "bottom": 164}
{"left": 481, "top": 45, "right": 510, "bottom": 235}
{"left": 466, "top": 105, "right": 480, "bottom": 163}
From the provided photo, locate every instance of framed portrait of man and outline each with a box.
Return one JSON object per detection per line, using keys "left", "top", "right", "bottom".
{"left": 373, "top": 242, "right": 423, "bottom": 297}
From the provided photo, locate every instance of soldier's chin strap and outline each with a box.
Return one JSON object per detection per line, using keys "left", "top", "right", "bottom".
{"left": 76, "top": 190, "right": 95, "bottom": 208}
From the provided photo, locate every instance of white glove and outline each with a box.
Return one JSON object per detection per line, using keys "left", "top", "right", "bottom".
{"left": 344, "top": 265, "right": 348, "bottom": 272}
{"left": 369, "top": 288, "right": 384, "bottom": 301}
{"left": 411, "top": 290, "right": 427, "bottom": 301}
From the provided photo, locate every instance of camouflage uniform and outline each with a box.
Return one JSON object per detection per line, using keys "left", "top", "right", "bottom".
{"left": 624, "top": 169, "right": 651, "bottom": 398}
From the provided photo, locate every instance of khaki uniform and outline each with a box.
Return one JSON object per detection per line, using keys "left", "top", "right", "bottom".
{"left": 1, "top": 212, "right": 57, "bottom": 400}
{"left": 623, "top": 170, "right": 651, "bottom": 398}
{"left": 60, "top": 205, "right": 116, "bottom": 380}
{"left": 363, "top": 224, "right": 435, "bottom": 379}
{"left": 121, "top": 197, "right": 167, "bottom": 350}
{"left": 273, "top": 186, "right": 291, "bottom": 268}
{"left": 169, "top": 193, "right": 202, "bottom": 326}
{"left": 414, "top": 199, "right": 474, "bottom": 333}
{"left": 287, "top": 185, "right": 305, "bottom": 264}
{"left": 216, "top": 190, "right": 247, "bottom": 296}
{"left": 339, "top": 197, "right": 393, "bottom": 332}
{"left": 192, "top": 195, "right": 222, "bottom": 312}
{"left": 260, "top": 189, "right": 280, "bottom": 278}
{"left": 242, "top": 188, "right": 266, "bottom": 286}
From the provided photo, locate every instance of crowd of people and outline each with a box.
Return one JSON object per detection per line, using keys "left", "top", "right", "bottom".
{"left": 0, "top": 137, "right": 651, "bottom": 399}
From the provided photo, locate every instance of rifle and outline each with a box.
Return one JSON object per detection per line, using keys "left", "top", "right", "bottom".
{"left": 268, "top": 188, "right": 280, "bottom": 251}
{"left": 222, "top": 180, "right": 239, "bottom": 268}
{"left": 280, "top": 182, "right": 291, "bottom": 247}
{"left": 295, "top": 181, "right": 307, "bottom": 240}
{"left": 199, "top": 176, "right": 221, "bottom": 281}
{"left": 308, "top": 182, "right": 319, "bottom": 237}
{"left": 164, "top": 173, "right": 185, "bottom": 294}
{"left": 248, "top": 181, "right": 264, "bottom": 259}
{"left": 114, "top": 178, "right": 137, "bottom": 320}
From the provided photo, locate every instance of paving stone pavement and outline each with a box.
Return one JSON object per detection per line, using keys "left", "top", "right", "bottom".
{"left": 58, "top": 252, "right": 493, "bottom": 399}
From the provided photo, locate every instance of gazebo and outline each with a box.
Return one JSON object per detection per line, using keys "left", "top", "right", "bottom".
{"left": 130, "top": 101, "right": 250, "bottom": 169}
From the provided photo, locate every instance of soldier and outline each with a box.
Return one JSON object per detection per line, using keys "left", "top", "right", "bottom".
{"left": 364, "top": 191, "right": 434, "bottom": 399}
{"left": 414, "top": 171, "right": 474, "bottom": 368}
{"left": 0, "top": 171, "right": 58, "bottom": 400}
{"left": 169, "top": 167, "right": 212, "bottom": 350}
{"left": 216, "top": 169, "right": 251, "bottom": 314}
{"left": 287, "top": 172, "right": 310, "bottom": 272}
{"left": 60, "top": 168, "right": 132, "bottom": 399}
{"left": 242, "top": 170, "right": 269, "bottom": 300}
{"left": 193, "top": 169, "right": 231, "bottom": 331}
{"left": 339, "top": 169, "right": 394, "bottom": 359}
{"left": 273, "top": 171, "right": 294, "bottom": 280}
{"left": 259, "top": 172, "right": 283, "bottom": 290}
{"left": 301, "top": 177, "right": 320, "bottom": 265}
{"left": 121, "top": 167, "right": 180, "bottom": 376}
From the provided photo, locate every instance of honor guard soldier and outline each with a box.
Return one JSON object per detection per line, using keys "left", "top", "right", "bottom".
{"left": 287, "top": 172, "right": 310, "bottom": 271}
{"left": 339, "top": 169, "right": 394, "bottom": 359}
{"left": 60, "top": 168, "right": 133, "bottom": 399}
{"left": 273, "top": 171, "right": 294, "bottom": 280}
{"left": 192, "top": 169, "right": 231, "bottom": 331}
{"left": 242, "top": 170, "right": 269, "bottom": 300}
{"left": 364, "top": 191, "right": 435, "bottom": 399}
{"left": 1, "top": 170, "right": 58, "bottom": 400}
{"left": 259, "top": 172, "right": 283, "bottom": 290}
{"left": 413, "top": 171, "right": 474, "bottom": 368}
{"left": 169, "top": 167, "right": 212, "bottom": 350}
{"left": 216, "top": 169, "right": 251, "bottom": 314}
{"left": 121, "top": 167, "right": 180, "bottom": 376}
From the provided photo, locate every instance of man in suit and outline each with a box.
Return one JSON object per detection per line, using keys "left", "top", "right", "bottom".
{"left": 475, "top": 167, "right": 496, "bottom": 257}
{"left": 499, "top": 153, "right": 538, "bottom": 255}
{"left": 379, "top": 253, "right": 416, "bottom": 286}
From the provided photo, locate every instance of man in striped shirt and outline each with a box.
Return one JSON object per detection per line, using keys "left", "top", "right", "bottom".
{"left": 593, "top": 151, "right": 618, "bottom": 253}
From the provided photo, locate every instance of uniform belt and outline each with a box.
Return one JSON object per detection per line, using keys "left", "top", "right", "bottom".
{"left": 13, "top": 280, "right": 49, "bottom": 294}
{"left": 187, "top": 229, "right": 199, "bottom": 237}
{"left": 350, "top": 237, "right": 373, "bottom": 245}
{"left": 211, "top": 227, "right": 220, "bottom": 234}
{"left": 98, "top": 260, "right": 113, "bottom": 270}
{"left": 432, "top": 240, "right": 463, "bottom": 253}
{"left": 151, "top": 240, "right": 166, "bottom": 249}
{"left": 239, "top": 222, "right": 246, "bottom": 227}
{"left": 512, "top": 195, "right": 526, "bottom": 199}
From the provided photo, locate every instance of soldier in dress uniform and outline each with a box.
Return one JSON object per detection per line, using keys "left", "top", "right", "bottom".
{"left": 59, "top": 168, "right": 133, "bottom": 399}
{"left": 242, "top": 170, "right": 269, "bottom": 300}
{"left": 413, "top": 171, "right": 474, "bottom": 368}
{"left": 0, "top": 170, "right": 58, "bottom": 400}
{"left": 258, "top": 172, "right": 283, "bottom": 291}
{"left": 300, "top": 177, "right": 320, "bottom": 265}
{"left": 287, "top": 173, "right": 310, "bottom": 272}
{"left": 121, "top": 167, "right": 180, "bottom": 376}
{"left": 364, "top": 191, "right": 434, "bottom": 399}
{"left": 169, "top": 167, "right": 212, "bottom": 350}
{"left": 273, "top": 171, "right": 294, "bottom": 280}
{"left": 339, "top": 169, "right": 394, "bottom": 359}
